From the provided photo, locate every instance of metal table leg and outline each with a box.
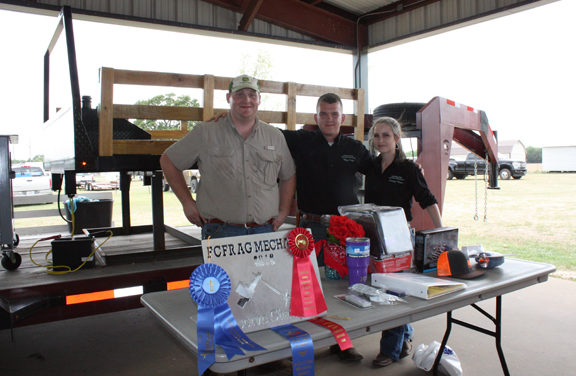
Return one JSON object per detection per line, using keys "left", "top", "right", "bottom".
{"left": 433, "top": 295, "right": 510, "bottom": 376}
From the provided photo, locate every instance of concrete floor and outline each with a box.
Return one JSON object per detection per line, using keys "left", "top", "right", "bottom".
{"left": 1, "top": 276, "right": 575, "bottom": 376}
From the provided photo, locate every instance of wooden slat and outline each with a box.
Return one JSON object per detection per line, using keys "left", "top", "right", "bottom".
{"left": 148, "top": 130, "right": 188, "bottom": 140}
{"left": 256, "top": 110, "right": 286, "bottom": 124}
{"left": 112, "top": 140, "right": 175, "bottom": 155}
{"left": 113, "top": 104, "right": 203, "bottom": 121}
{"left": 113, "top": 68, "right": 204, "bottom": 88}
{"left": 295, "top": 84, "right": 356, "bottom": 99}
{"left": 99, "top": 67, "right": 115, "bottom": 156}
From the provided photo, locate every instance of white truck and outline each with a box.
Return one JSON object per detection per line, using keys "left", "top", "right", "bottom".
{"left": 12, "top": 163, "right": 53, "bottom": 205}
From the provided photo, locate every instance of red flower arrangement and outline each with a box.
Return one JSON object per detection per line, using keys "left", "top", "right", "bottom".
{"left": 319, "top": 216, "right": 365, "bottom": 279}
{"left": 327, "top": 215, "right": 365, "bottom": 246}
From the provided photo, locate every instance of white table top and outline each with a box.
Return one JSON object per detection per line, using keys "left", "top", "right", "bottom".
{"left": 140, "top": 258, "right": 555, "bottom": 373}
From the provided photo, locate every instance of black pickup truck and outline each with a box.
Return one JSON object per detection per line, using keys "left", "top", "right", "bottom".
{"left": 448, "top": 153, "right": 527, "bottom": 180}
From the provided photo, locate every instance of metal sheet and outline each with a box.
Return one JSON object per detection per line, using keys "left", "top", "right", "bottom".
{"left": 201, "top": 229, "right": 325, "bottom": 333}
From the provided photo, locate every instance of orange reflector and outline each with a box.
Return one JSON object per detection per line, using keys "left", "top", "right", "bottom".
{"left": 167, "top": 280, "right": 189, "bottom": 290}
{"left": 66, "top": 290, "right": 115, "bottom": 305}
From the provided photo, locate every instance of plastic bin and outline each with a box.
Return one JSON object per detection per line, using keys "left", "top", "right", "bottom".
{"left": 66, "top": 198, "right": 113, "bottom": 235}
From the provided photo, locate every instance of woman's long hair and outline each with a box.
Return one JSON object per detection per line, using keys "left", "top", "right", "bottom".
{"left": 368, "top": 116, "right": 406, "bottom": 161}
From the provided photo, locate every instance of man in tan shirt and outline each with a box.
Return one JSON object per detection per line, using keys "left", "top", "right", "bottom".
{"left": 160, "top": 75, "right": 296, "bottom": 239}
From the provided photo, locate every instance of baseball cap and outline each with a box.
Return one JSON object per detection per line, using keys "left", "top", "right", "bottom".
{"left": 229, "top": 75, "right": 260, "bottom": 93}
{"left": 437, "top": 250, "right": 485, "bottom": 279}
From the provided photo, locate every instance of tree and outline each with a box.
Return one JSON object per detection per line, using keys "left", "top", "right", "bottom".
{"left": 133, "top": 93, "right": 200, "bottom": 131}
{"left": 526, "top": 146, "right": 542, "bottom": 163}
{"left": 240, "top": 49, "right": 272, "bottom": 79}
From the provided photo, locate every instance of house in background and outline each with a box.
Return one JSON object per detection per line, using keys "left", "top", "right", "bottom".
{"left": 542, "top": 146, "right": 576, "bottom": 172}
{"left": 450, "top": 139, "right": 526, "bottom": 161}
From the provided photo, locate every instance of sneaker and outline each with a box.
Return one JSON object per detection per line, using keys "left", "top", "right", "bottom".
{"left": 329, "top": 345, "right": 364, "bottom": 362}
{"left": 372, "top": 353, "right": 393, "bottom": 368}
{"left": 400, "top": 339, "right": 413, "bottom": 358}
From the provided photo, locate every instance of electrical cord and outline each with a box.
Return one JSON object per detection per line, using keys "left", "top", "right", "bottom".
{"left": 57, "top": 187, "right": 73, "bottom": 224}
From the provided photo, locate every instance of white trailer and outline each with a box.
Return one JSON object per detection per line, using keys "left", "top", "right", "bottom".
{"left": 542, "top": 146, "right": 576, "bottom": 172}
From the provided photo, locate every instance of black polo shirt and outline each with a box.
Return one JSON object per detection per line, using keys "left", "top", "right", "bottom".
{"left": 364, "top": 154, "right": 437, "bottom": 221}
{"left": 283, "top": 129, "right": 371, "bottom": 215}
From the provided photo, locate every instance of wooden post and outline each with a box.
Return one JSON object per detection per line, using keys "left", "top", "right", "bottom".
{"left": 286, "top": 82, "right": 297, "bottom": 130}
{"left": 203, "top": 75, "right": 215, "bottom": 121}
{"left": 99, "top": 67, "right": 115, "bottom": 156}
{"left": 354, "top": 88, "right": 365, "bottom": 142}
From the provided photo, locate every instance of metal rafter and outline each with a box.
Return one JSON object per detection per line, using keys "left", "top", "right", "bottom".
{"left": 238, "top": 0, "right": 264, "bottom": 31}
{"left": 202, "top": 0, "right": 365, "bottom": 49}
{"left": 359, "top": 0, "right": 441, "bottom": 24}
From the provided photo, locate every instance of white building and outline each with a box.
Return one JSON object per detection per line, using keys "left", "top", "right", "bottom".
{"left": 542, "top": 146, "right": 576, "bottom": 172}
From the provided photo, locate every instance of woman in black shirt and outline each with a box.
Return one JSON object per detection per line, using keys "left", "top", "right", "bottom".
{"left": 365, "top": 116, "right": 442, "bottom": 367}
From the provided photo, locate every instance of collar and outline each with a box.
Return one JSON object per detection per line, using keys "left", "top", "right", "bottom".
{"left": 314, "top": 128, "right": 342, "bottom": 145}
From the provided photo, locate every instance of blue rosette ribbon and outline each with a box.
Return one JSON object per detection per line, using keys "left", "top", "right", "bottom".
{"left": 190, "top": 264, "right": 266, "bottom": 376}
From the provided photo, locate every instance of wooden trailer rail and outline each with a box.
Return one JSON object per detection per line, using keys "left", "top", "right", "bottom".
{"left": 98, "top": 67, "right": 365, "bottom": 157}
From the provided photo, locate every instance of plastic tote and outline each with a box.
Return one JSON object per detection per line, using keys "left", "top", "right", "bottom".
{"left": 65, "top": 197, "right": 113, "bottom": 235}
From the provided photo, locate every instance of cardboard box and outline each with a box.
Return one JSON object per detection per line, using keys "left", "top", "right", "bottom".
{"left": 369, "top": 251, "right": 412, "bottom": 273}
{"left": 414, "top": 227, "right": 458, "bottom": 272}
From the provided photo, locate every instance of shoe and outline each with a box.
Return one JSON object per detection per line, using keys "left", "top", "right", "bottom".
{"left": 329, "top": 345, "right": 364, "bottom": 362}
{"left": 400, "top": 339, "right": 413, "bottom": 359}
{"left": 372, "top": 353, "right": 393, "bottom": 368}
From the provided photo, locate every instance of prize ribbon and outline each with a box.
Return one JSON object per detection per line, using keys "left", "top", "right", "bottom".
{"left": 271, "top": 324, "right": 314, "bottom": 376}
{"left": 308, "top": 317, "right": 353, "bottom": 351}
{"left": 287, "top": 228, "right": 327, "bottom": 317}
{"left": 189, "top": 264, "right": 266, "bottom": 376}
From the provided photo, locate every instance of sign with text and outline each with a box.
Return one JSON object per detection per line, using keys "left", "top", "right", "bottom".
{"left": 201, "top": 230, "right": 325, "bottom": 333}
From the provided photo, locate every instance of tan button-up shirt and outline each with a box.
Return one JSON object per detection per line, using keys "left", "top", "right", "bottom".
{"left": 165, "top": 115, "right": 295, "bottom": 224}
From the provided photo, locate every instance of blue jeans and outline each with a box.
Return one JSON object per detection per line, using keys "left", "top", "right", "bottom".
{"left": 201, "top": 223, "right": 274, "bottom": 239}
{"left": 379, "top": 324, "right": 413, "bottom": 360}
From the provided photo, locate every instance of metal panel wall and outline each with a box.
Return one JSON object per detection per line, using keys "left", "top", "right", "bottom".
{"left": 367, "top": 0, "right": 553, "bottom": 50}
{"left": 9, "top": 0, "right": 315, "bottom": 46}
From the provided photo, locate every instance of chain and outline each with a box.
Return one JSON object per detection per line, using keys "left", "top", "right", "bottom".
{"left": 473, "top": 158, "right": 479, "bottom": 221}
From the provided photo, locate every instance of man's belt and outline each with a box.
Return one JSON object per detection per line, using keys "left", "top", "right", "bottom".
{"left": 301, "top": 213, "right": 324, "bottom": 223}
{"left": 205, "top": 218, "right": 273, "bottom": 228}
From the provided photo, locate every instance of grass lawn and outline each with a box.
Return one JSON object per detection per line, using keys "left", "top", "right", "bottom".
{"left": 14, "top": 171, "right": 575, "bottom": 276}
{"left": 442, "top": 172, "right": 576, "bottom": 275}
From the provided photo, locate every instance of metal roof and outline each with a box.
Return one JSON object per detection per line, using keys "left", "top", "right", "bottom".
{"left": 0, "top": 0, "right": 558, "bottom": 50}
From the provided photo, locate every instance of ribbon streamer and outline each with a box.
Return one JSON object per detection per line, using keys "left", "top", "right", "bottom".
{"left": 308, "top": 317, "right": 353, "bottom": 351}
{"left": 287, "top": 228, "right": 328, "bottom": 317}
{"left": 190, "top": 264, "right": 266, "bottom": 375}
{"left": 271, "top": 324, "right": 314, "bottom": 376}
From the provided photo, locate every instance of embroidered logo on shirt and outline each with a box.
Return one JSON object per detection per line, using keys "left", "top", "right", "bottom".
{"left": 265, "top": 145, "right": 276, "bottom": 151}
{"left": 341, "top": 155, "right": 356, "bottom": 163}
{"left": 388, "top": 175, "right": 405, "bottom": 185}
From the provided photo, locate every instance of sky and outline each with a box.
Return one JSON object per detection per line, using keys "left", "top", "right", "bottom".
{"left": 1, "top": 0, "right": 574, "bottom": 160}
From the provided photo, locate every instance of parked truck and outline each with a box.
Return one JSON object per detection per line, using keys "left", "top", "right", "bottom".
{"left": 448, "top": 153, "right": 527, "bottom": 180}
{"left": 12, "top": 164, "right": 53, "bottom": 205}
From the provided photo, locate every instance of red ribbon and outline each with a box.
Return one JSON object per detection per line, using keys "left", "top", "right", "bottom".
{"left": 287, "top": 228, "right": 328, "bottom": 317}
{"left": 308, "top": 317, "right": 353, "bottom": 351}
